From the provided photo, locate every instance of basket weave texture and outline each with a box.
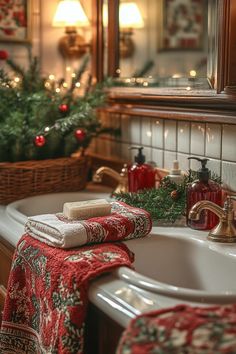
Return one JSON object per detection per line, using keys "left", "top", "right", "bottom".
{"left": 0, "top": 156, "right": 89, "bottom": 205}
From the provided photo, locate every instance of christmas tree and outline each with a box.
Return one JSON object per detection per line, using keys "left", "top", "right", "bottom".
{"left": 0, "top": 50, "right": 115, "bottom": 162}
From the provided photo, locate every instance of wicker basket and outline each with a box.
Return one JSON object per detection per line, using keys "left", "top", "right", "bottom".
{"left": 0, "top": 156, "right": 90, "bottom": 205}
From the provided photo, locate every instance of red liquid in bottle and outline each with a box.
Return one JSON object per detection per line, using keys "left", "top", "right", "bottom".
{"left": 186, "top": 172, "right": 222, "bottom": 230}
{"left": 128, "top": 163, "right": 156, "bottom": 192}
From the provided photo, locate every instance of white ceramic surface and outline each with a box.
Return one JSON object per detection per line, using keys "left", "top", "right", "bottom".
{"left": 152, "top": 119, "right": 163, "bottom": 149}
{"left": 164, "top": 120, "right": 177, "bottom": 151}
{"left": 222, "top": 124, "right": 236, "bottom": 161}
{"left": 119, "top": 228, "right": 236, "bottom": 303}
{"left": 2, "top": 190, "right": 236, "bottom": 328}
{"left": 177, "top": 121, "right": 190, "bottom": 154}
{"left": 190, "top": 123, "right": 205, "bottom": 156}
{"left": 205, "top": 123, "right": 221, "bottom": 159}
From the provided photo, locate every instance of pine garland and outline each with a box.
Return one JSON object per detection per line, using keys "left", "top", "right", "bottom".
{"left": 113, "top": 170, "right": 221, "bottom": 224}
{"left": 0, "top": 53, "right": 117, "bottom": 162}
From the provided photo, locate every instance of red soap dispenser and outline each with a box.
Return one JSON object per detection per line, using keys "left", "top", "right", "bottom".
{"left": 186, "top": 157, "right": 222, "bottom": 230}
{"left": 128, "top": 147, "right": 156, "bottom": 192}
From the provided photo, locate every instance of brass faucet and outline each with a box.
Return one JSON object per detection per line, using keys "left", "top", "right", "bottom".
{"left": 93, "top": 164, "right": 128, "bottom": 194}
{"left": 189, "top": 196, "right": 236, "bottom": 242}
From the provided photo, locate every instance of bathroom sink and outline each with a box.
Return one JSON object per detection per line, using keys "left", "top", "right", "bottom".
{"left": 115, "top": 227, "right": 236, "bottom": 304}
{"left": 5, "top": 191, "right": 236, "bottom": 308}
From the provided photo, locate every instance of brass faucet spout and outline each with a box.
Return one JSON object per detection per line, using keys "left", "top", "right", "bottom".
{"left": 188, "top": 196, "right": 236, "bottom": 243}
{"left": 93, "top": 165, "right": 128, "bottom": 194}
{"left": 189, "top": 200, "right": 226, "bottom": 221}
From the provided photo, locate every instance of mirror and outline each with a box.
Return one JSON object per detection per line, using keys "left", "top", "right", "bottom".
{"left": 105, "top": 0, "right": 218, "bottom": 90}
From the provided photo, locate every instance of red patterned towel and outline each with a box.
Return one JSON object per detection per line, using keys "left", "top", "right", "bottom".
{"left": 25, "top": 201, "right": 152, "bottom": 248}
{"left": 0, "top": 234, "right": 134, "bottom": 354}
{"left": 116, "top": 304, "right": 236, "bottom": 353}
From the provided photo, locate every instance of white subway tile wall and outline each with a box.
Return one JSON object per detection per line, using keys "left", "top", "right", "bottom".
{"left": 205, "top": 124, "right": 222, "bottom": 159}
{"left": 177, "top": 122, "right": 190, "bottom": 153}
{"left": 94, "top": 113, "right": 236, "bottom": 191}
{"left": 152, "top": 119, "right": 164, "bottom": 149}
{"left": 164, "top": 120, "right": 177, "bottom": 151}
{"left": 130, "top": 116, "right": 141, "bottom": 145}
{"left": 141, "top": 118, "right": 152, "bottom": 146}
{"left": 222, "top": 124, "right": 236, "bottom": 162}
{"left": 190, "top": 123, "right": 205, "bottom": 156}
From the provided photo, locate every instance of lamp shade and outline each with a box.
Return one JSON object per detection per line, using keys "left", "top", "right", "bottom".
{"left": 119, "top": 2, "right": 144, "bottom": 29}
{"left": 53, "top": 0, "right": 90, "bottom": 27}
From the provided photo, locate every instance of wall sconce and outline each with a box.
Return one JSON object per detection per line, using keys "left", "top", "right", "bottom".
{"left": 119, "top": 2, "right": 144, "bottom": 59}
{"left": 53, "top": 0, "right": 90, "bottom": 59}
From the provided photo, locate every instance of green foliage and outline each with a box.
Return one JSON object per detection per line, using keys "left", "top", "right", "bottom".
{"left": 114, "top": 171, "right": 221, "bottom": 223}
{"left": 0, "top": 55, "right": 115, "bottom": 162}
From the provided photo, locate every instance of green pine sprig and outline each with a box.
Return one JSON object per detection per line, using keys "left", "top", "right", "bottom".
{"left": 113, "top": 172, "right": 221, "bottom": 224}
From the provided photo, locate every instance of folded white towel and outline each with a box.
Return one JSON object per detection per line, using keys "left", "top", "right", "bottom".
{"left": 24, "top": 201, "right": 152, "bottom": 249}
{"left": 25, "top": 214, "right": 88, "bottom": 248}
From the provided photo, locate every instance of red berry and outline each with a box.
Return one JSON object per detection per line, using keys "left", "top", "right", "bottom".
{"left": 59, "top": 104, "right": 69, "bottom": 113}
{"left": 34, "top": 135, "right": 46, "bottom": 147}
{"left": 74, "top": 129, "right": 86, "bottom": 142}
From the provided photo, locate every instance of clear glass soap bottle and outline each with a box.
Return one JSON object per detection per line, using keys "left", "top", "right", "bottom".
{"left": 186, "top": 157, "right": 222, "bottom": 230}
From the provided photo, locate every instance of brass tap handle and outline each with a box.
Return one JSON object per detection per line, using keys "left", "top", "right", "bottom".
{"left": 225, "top": 195, "right": 236, "bottom": 209}
{"left": 120, "top": 164, "right": 128, "bottom": 178}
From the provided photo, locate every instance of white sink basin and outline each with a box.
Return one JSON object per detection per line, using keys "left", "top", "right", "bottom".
{"left": 116, "top": 228, "right": 236, "bottom": 304}
{"left": 3, "top": 190, "right": 236, "bottom": 324}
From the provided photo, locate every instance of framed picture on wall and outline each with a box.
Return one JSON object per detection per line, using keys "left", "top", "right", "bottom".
{"left": 162, "top": 0, "right": 204, "bottom": 50}
{"left": 0, "top": 0, "right": 32, "bottom": 43}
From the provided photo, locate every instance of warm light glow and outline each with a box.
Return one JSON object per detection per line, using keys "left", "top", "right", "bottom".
{"left": 52, "top": 0, "right": 90, "bottom": 27}
{"left": 190, "top": 70, "right": 197, "bottom": 77}
{"left": 102, "top": 2, "right": 144, "bottom": 28}
{"left": 172, "top": 73, "right": 181, "bottom": 79}
{"left": 119, "top": 2, "right": 144, "bottom": 28}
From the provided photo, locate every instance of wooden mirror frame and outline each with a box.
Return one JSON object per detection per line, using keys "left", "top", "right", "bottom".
{"left": 94, "top": 0, "right": 236, "bottom": 118}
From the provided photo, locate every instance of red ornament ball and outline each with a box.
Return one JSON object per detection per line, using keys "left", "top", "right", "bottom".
{"left": 34, "top": 135, "right": 46, "bottom": 147}
{"left": 59, "top": 103, "right": 69, "bottom": 113}
{"left": 74, "top": 129, "right": 86, "bottom": 142}
{"left": 0, "top": 50, "right": 8, "bottom": 60}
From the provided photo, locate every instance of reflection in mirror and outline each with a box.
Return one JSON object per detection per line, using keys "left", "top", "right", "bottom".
{"left": 103, "top": 0, "right": 109, "bottom": 76}
{"left": 116, "top": 0, "right": 214, "bottom": 89}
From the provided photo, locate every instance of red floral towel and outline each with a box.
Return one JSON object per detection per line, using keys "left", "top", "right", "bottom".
{"left": 0, "top": 234, "right": 134, "bottom": 354}
{"left": 25, "top": 201, "right": 152, "bottom": 248}
{"left": 116, "top": 304, "right": 236, "bottom": 354}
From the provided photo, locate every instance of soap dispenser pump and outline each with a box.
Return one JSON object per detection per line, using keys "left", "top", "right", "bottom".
{"left": 128, "top": 146, "right": 156, "bottom": 192}
{"left": 186, "top": 157, "right": 222, "bottom": 230}
{"left": 168, "top": 160, "right": 184, "bottom": 185}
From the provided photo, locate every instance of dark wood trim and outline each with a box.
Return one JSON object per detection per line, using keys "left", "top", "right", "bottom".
{"left": 100, "top": 104, "right": 236, "bottom": 125}
{"left": 107, "top": 88, "right": 236, "bottom": 114}
{"left": 217, "top": 0, "right": 230, "bottom": 92}
{"left": 91, "top": 0, "right": 104, "bottom": 82}
{"left": 227, "top": 0, "right": 236, "bottom": 87}
{"left": 0, "top": 235, "right": 15, "bottom": 254}
{"left": 84, "top": 303, "right": 123, "bottom": 354}
{"left": 107, "top": 0, "right": 119, "bottom": 77}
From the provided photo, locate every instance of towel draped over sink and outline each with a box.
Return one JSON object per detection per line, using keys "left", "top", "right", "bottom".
{"left": 25, "top": 201, "right": 152, "bottom": 248}
{"left": 0, "top": 235, "right": 134, "bottom": 354}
